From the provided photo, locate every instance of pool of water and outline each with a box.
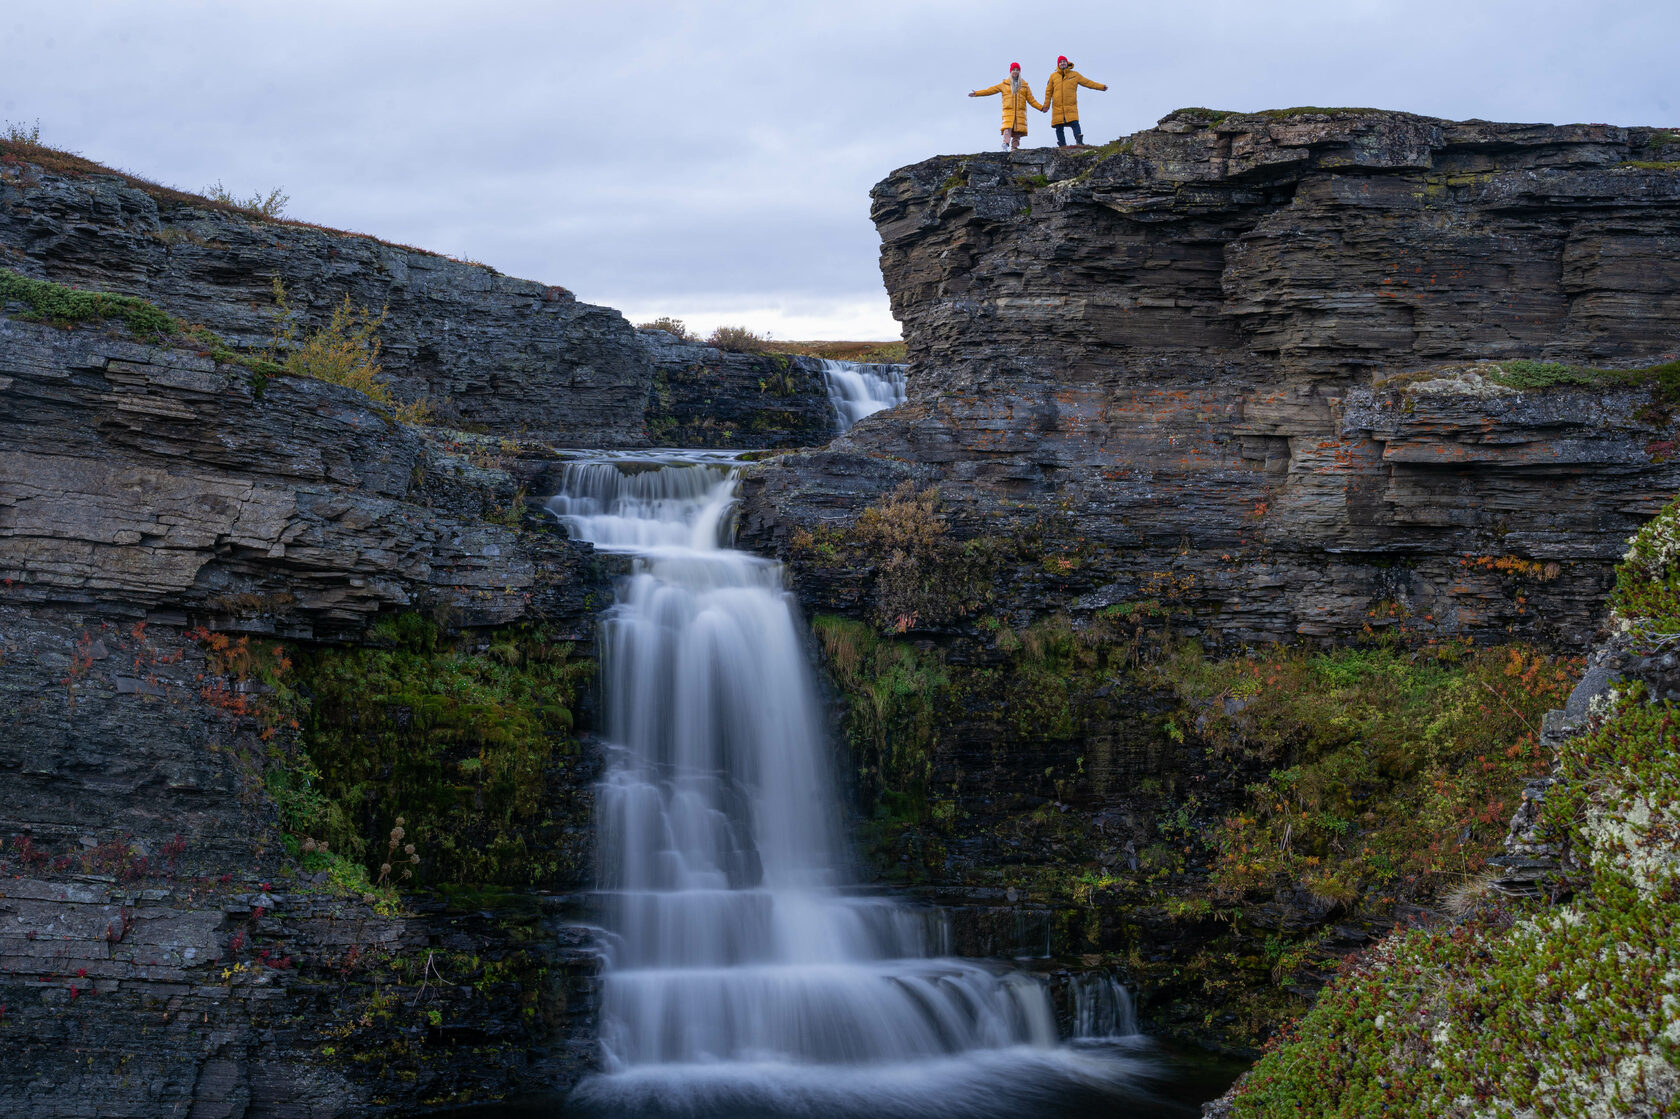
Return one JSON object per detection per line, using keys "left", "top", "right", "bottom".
{"left": 431, "top": 1037, "right": 1246, "bottom": 1119}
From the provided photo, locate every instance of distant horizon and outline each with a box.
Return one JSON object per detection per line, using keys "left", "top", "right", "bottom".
{"left": 5, "top": 1, "right": 1675, "bottom": 340}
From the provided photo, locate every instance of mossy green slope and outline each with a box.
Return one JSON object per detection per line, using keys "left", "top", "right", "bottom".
{"left": 1226, "top": 495, "right": 1680, "bottom": 1118}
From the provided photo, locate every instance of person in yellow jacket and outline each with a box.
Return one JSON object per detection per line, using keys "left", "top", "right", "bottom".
{"left": 969, "top": 63, "right": 1045, "bottom": 152}
{"left": 1042, "top": 56, "right": 1107, "bottom": 147}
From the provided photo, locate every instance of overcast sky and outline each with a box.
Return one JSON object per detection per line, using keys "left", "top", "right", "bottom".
{"left": 4, "top": 1, "right": 1677, "bottom": 340}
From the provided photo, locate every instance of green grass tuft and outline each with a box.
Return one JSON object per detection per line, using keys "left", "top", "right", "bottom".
{"left": 0, "top": 267, "right": 177, "bottom": 339}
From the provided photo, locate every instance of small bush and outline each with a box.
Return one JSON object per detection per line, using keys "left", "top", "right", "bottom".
{"left": 205, "top": 180, "right": 289, "bottom": 218}
{"left": 3, "top": 119, "right": 41, "bottom": 146}
{"left": 852, "top": 482, "right": 999, "bottom": 632}
{"left": 707, "top": 324, "right": 770, "bottom": 352}
{"left": 638, "top": 316, "right": 693, "bottom": 340}
{"left": 264, "top": 278, "right": 433, "bottom": 423}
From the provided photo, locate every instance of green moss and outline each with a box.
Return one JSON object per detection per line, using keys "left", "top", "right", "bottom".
{"left": 1227, "top": 689, "right": 1680, "bottom": 1118}
{"left": 1155, "top": 641, "right": 1575, "bottom": 911}
{"left": 1619, "top": 160, "right": 1680, "bottom": 170}
{"left": 1481, "top": 356, "right": 1680, "bottom": 398}
{"left": 813, "top": 615, "right": 948, "bottom": 816}
{"left": 1172, "top": 107, "right": 1237, "bottom": 125}
{"left": 1227, "top": 480, "right": 1680, "bottom": 1117}
{"left": 280, "top": 614, "right": 593, "bottom": 889}
{"left": 1609, "top": 489, "right": 1680, "bottom": 631}
{"left": 0, "top": 266, "right": 177, "bottom": 339}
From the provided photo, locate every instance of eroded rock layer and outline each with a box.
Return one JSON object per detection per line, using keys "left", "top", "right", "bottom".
{"left": 0, "top": 313, "right": 607, "bottom": 1115}
{"left": 746, "top": 110, "right": 1680, "bottom": 648}
{"left": 0, "top": 162, "right": 647, "bottom": 444}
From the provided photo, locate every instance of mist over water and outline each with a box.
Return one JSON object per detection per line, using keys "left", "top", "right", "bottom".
{"left": 544, "top": 453, "right": 1221, "bottom": 1118}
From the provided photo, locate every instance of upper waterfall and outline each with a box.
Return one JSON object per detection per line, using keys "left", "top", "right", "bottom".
{"left": 821, "top": 358, "right": 907, "bottom": 432}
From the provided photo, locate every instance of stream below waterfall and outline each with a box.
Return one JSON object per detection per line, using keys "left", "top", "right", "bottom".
{"left": 453, "top": 448, "right": 1244, "bottom": 1118}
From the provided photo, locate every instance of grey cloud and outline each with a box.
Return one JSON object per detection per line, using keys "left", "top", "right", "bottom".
{"left": 3, "top": 0, "right": 1677, "bottom": 338}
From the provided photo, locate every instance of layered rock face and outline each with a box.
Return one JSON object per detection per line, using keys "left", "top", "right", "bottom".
{"left": 0, "top": 316, "right": 593, "bottom": 638}
{"left": 0, "top": 158, "right": 850, "bottom": 449}
{"left": 0, "top": 313, "right": 607, "bottom": 1114}
{"left": 637, "top": 328, "right": 838, "bottom": 447}
{"left": 747, "top": 110, "right": 1680, "bottom": 648}
{"left": 0, "top": 161, "right": 647, "bottom": 444}
{"left": 738, "top": 111, "right": 1680, "bottom": 1049}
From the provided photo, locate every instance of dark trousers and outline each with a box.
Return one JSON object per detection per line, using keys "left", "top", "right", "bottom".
{"left": 1055, "top": 120, "right": 1084, "bottom": 146}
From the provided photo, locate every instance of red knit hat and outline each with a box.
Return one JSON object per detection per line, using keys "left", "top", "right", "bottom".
{"left": 1009, "top": 62, "right": 1020, "bottom": 71}
{"left": 1057, "top": 56, "right": 1068, "bottom": 64}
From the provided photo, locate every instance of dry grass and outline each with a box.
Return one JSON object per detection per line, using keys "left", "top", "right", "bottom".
{"left": 766, "top": 339, "right": 907, "bottom": 363}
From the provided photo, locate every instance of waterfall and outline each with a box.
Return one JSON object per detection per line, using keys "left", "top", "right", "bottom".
{"left": 821, "top": 358, "right": 907, "bottom": 432}
{"left": 1070, "top": 972, "right": 1139, "bottom": 1040}
{"left": 552, "top": 451, "right": 1144, "bottom": 1116}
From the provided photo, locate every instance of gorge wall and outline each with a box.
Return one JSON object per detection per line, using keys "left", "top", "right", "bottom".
{"left": 746, "top": 110, "right": 1680, "bottom": 648}
{"left": 0, "top": 154, "right": 842, "bottom": 448}
{"left": 738, "top": 109, "right": 1680, "bottom": 1049}
{"left": 4, "top": 109, "right": 1680, "bottom": 1113}
{"left": 0, "top": 308, "right": 608, "bottom": 1115}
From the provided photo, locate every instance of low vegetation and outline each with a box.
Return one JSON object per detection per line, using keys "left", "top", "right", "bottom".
{"left": 766, "top": 339, "right": 908, "bottom": 363}
{"left": 1225, "top": 494, "right": 1680, "bottom": 1117}
{"left": 0, "top": 267, "right": 177, "bottom": 339}
{"left": 707, "top": 324, "right": 770, "bottom": 352}
{"left": 1155, "top": 640, "right": 1576, "bottom": 915}
{"left": 0, "top": 266, "right": 432, "bottom": 424}
{"left": 283, "top": 614, "right": 592, "bottom": 890}
{"left": 265, "top": 277, "right": 433, "bottom": 423}
{"left": 637, "top": 315, "right": 694, "bottom": 339}
{"left": 204, "top": 179, "right": 289, "bottom": 218}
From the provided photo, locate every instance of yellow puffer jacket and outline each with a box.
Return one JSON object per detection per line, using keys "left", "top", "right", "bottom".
{"left": 974, "top": 77, "right": 1045, "bottom": 134}
{"left": 1043, "top": 68, "right": 1107, "bottom": 126}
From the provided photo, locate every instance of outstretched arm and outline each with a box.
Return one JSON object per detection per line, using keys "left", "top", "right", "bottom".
{"left": 1079, "top": 75, "right": 1108, "bottom": 91}
{"left": 972, "top": 82, "right": 1005, "bottom": 97}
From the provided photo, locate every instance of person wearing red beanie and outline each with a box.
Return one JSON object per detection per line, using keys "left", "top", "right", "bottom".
{"left": 969, "top": 62, "right": 1045, "bottom": 152}
{"left": 1043, "top": 56, "right": 1108, "bottom": 147}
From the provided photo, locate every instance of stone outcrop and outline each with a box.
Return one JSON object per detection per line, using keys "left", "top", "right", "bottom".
{"left": 746, "top": 110, "right": 1680, "bottom": 648}
{"left": 739, "top": 110, "right": 1680, "bottom": 1056}
{"left": 0, "top": 159, "right": 649, "bottom": 445}
{"left": 0, "top": 315, "right": 591, "bottom": 638}
{"left": 0, "top": 310, "right": 609, "bottom": 1114}
{"left": 637, "top": 329, "right": 838, "bottom": 447}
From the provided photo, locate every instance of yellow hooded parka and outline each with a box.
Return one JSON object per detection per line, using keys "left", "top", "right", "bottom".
{"left": 1043, "top": 68, "right": 1107, "bottom": 127}
{"left": 974, "top": 75, "right": 1045, "bottom": 135}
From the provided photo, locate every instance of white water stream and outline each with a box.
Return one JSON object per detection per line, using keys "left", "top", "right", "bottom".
{"left": 821, "top": 359, "right": 906, "bottom": 432}
{"left": 550, "top": 451, "right": 1153, "bottom": 1116}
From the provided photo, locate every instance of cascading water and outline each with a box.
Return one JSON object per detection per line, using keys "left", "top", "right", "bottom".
{"left": 1070, "top": 972, "right": 1140, "bottom": 1040}
{"left": 551, "top": 451, "right": 1159, "bottom": 1117}
{"left": 821, "top": 358, "right": 907, "bottom": 432}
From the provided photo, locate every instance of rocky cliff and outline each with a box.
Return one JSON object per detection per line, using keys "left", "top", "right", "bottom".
{"left": 747, "top": 109, "right": 1680, "bottom": 648}
{"left": 738, "top": 110, "right": 1680, "bottom": 1053}
{"left": 0, "top": 289, "right": 608, "bottom": 1112}
{"left": 0, "top": 152, "right": 848, "bottom": 449}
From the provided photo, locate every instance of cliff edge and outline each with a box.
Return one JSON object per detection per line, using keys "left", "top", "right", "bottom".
{"left": 747, "top": 109, "right": 1680, "bottom": 648}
